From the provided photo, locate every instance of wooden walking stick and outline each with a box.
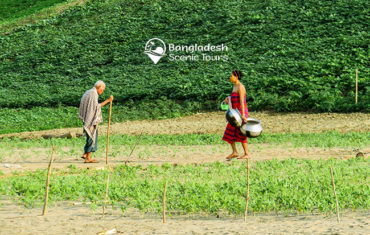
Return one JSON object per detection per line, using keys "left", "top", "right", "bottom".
{"left": 244, "top": 157, "right": 250, "bottom": 222}
{"left": 103, "top": 174, "right": 110, "bottom": 215}
{"left": 106, "top": 99, "right": 113, "bottom": 165}
{"left": 42, "top": 145, "right": 56, "bottom": 216}
{"left": 330, "top": 167, "right": 340, "bottom": 222}
{"left": 163, "top": 180, "right": 167, "bottom": 223}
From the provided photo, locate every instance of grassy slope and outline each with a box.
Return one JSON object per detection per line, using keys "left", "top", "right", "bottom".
{"left": 0, "top": 0, "right": 68, "bottom": 22}
{"left": 0, "top": 0, "right": 87, "bottom": 34}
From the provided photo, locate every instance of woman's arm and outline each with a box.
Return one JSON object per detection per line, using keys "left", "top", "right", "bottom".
{"left": 239, "top": 86, "right": 247, "bottom": 121}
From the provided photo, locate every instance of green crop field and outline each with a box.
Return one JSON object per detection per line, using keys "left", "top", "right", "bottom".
{"left": 0, "top": 0, "right": 369, "bottom": 135}
{"left": 1, "top": 158, "right": 368, "bottom": 214}
{"left": 1, "top": 132, "right": 369, "bottom": 149}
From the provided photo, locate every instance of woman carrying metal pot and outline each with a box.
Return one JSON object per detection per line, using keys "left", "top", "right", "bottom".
{"left": 222, "top": 70, "right": 249, "bottom": 160}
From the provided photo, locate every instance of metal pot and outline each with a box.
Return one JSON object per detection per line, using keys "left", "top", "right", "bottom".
{"left": 225, "top": 108, "right": 243, "bottom": 127}
{"left": 240, "top": 118, "right": 263, "bottom": 138}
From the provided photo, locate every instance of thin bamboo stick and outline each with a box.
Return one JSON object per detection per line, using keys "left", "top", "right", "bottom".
{"left": 103, "top": 174, "right": 110, "bottom": 215}
{"left": 244, "top": 157, "right": 250, "bottom": 222}
{"left": 330, "top": 167, "right": 340, "bottom": 223}
{"left": 163, "top": 180, "right": 167, "bottom": 223}
{"left": 42, "top": 145, "right": 56, "bottom": 216}
{"left": 106, "top": 100, "right": 113, "bottom": 165}
{"left": 128, "top": 132, "right": 143, "bottom": 159}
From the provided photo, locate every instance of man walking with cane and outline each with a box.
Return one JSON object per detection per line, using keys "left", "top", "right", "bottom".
{"left": 79, "top": 80, "right": 113, "bottom": 163}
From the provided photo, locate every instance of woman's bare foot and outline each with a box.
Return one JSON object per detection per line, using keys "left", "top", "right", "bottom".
{"left": 226, "top": 152, "right": 239, "bottom": 160}
{"left": 237, "top": 154, "right": 250, "bottom": 160}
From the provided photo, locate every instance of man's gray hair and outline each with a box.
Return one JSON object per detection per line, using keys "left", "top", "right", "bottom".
{"left": 94, "top": 80, "right": 106, "bottom": 88}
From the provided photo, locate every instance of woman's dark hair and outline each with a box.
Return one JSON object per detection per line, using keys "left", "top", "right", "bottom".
{"left": 232, "top": 70, "right": 243, "bottom": 80}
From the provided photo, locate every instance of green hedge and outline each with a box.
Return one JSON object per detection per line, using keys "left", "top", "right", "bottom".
{"left": 0, "top": 0, "right": 368, "bottom": 112}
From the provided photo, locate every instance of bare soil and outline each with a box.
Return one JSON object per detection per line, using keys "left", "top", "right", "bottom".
{"left": 1, "top": 112, "right": 369, "bottom": 140}
{"left": 0, "top": 200, "right": 368, "bottom": 235}
{"left": 1, "top": 144, "right": 368, "bottom": 174}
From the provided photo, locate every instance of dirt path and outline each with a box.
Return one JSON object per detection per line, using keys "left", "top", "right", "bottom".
{"left": 0, "top": 111, "right": 368, "bottom": 173}
{"left": 0, "top": 200, "right": 368, "bottom": 235}
{"left": 1, "top": 112, "right": 369, "bottom": 140}
{"left": 1, "top": 144, "right": 367, "bottom": 174}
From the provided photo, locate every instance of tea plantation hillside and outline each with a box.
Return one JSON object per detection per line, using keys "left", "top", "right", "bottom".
{"left": 0, "top": 0, "right": 369, "bottom": 133}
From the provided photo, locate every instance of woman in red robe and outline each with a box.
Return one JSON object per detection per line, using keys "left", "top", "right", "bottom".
{"left": 222, "top": 70, "right": 249, "bottom": 160}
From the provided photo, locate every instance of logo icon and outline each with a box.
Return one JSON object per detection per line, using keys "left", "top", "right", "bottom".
{"left": 144, "top": 38, "right": 166, "bottom": 64}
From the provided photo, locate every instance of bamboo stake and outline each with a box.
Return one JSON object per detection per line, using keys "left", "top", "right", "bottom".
{"left": 355, "top": 68, "right": 358, "bottom": 104}
{"left": 106, "top": 100, "right": 113, "bottom": 165}
{"left": 330, "top": 167, "right": 340, "bottom": 223}
{"left": 42, "top": 145, "right": 56, "bottom": 216}
{"left": 163, "top": 180, "right": 167, "bottom": 223}
{"left": 244, "top": 157, "right": 250, "bottom": 222}
{"left": 103, "top": 174, "right": 110, "bottom": 215}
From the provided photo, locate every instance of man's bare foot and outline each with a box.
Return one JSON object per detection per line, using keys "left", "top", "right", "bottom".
{"left": 84, "top": 158, "right": 99, "bottom": 163}
{"left": 81, "top": 153, "right": 87, "bottom": 159}
{"left": 226, "top": 153, "right": 239, "bottom": 160}
{"left": 237, "top": 154, "right": 250, "bottom": 160}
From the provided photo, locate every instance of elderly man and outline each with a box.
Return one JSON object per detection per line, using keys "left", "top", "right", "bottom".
{"left": 79, "top": 80, "right": 113, "bottom": 163}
